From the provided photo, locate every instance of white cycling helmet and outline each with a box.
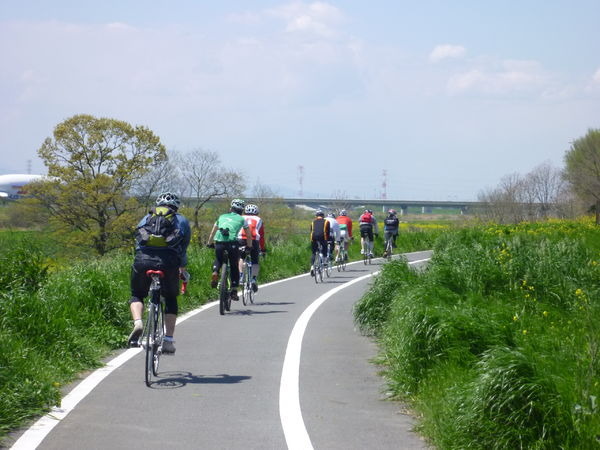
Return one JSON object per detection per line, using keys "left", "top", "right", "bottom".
{"left": 340, "top": 209, "right": 347, "bottom": 216}
{"left": 156, "top": 192, "right": 181, "bottom": 209}
{"left": 244, "top": 204, "right": 259, "bottom": 215}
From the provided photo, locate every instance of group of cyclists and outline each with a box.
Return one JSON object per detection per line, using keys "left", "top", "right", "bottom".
{"left": 309, "top": 207, "right": 401, "bottom": 277}
{"left": 127, "top": 191, "right": 401, "bottom": 353}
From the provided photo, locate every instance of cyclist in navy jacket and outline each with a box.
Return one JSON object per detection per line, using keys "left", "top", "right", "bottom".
{"left": 127, "top": 192, "right": 191, "bottom": 354}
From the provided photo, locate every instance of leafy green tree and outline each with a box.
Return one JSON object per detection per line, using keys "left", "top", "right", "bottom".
{"left": 564, "top": 128, "right": 600, "bottom": 224}
{"left": 29, "top": 114, "right": 167, "bottom": 254}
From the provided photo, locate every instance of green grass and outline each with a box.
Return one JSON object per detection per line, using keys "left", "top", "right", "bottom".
{"left": 354, "top": 217, "right": 600, "bottom": 449}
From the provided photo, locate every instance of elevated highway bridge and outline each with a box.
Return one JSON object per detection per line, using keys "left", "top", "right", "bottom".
{"left": 253, "top": 198, "right": 484, "bottom": 215}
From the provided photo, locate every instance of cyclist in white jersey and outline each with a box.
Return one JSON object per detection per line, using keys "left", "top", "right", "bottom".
{"left": 325, "top": 213, "right": 340, "bottom": 265}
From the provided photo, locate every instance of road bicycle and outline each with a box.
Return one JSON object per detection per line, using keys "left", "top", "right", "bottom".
{"left": 312, "top": 241, "right": 325, "bottom": 283}
{"left": 336, "top": 240, "right": 347, "bottom": 272}
{"left": 240, "top": 247, "right": 254, "bottom": 306}
{"left": 383, "top": 234, "right": 394, "bottom": 261}
{"left": 142, "top": 269, "right": 166, "bottom": 387}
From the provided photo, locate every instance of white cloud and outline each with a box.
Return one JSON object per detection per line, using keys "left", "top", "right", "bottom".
{"left": 593, "top": 68, "right": 600, "bottom": 84}
{"left": 446, "top": 59, "right": 548, "bottom": 96}
{"left": 429, "top": 44, "right": 466, "bottom": 63}
{"left": 267, "top": 1, "right": 344, "bottom": 37}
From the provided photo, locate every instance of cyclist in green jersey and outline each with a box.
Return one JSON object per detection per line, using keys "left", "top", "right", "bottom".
{"left": 207, "top": 199, "right": 252, "bottom": 301}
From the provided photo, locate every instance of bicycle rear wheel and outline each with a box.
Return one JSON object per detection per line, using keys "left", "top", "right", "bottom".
{"left": 241, "top": 266, "right": 248, "bottom": 306}
{"left": 219, "top": 265, "right": 229, "bottom": 315}
{"left": 152, "top": 301, "right": 165, "bottom": 376}
{"left": 144, "top": 303, "right": 156, "bottom": 387}
{"left": 317, "top": 255, "right": 324, "bottom": 282}
{"left": 224, "top": 265, "right": 232, "bottom": 311}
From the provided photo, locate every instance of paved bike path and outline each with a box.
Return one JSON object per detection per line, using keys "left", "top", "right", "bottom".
{"left": 10, "top": 251, "right": 431, "bottom": 449}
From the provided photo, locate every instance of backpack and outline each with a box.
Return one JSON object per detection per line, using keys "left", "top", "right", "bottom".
{"left": 360, "top": 212, "right": 372, "bottom": 223}
{"left": 135, "top": 206, "right": 182, "bottom": 248}
{"left": 385, "top": 216, "right": 398, "bottom": 227}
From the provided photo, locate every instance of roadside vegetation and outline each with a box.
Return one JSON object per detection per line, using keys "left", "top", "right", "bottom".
{"left": 355, "top": 217, "right": 600, "bottom": 449}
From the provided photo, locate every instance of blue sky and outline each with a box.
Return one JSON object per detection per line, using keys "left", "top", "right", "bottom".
{"left": 1, "top": 1, "right": 599, "bottom": 200}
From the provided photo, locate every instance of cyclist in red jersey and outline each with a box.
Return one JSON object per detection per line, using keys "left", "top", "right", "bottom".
{"left": 238, "top": 203, "right": 266, "bottom": 292}
{"left": 335, "top": 209, "right": 353, "bottom": 261}
{"left": 359, "top": 209, "right": 378, "bottom": 257}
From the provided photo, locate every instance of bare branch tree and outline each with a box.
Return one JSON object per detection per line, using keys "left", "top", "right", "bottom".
{"left": 526, "top": 161, "right": 566, "bottom": 218}
{"left": 131, "top": 156, "right": 184, "bottom": 209}
{"left": 174, "top": 149, "right": 245, "bottom": 233}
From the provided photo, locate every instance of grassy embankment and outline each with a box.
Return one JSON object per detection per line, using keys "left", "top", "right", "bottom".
{"left": 0, "top": 221, "right": 443, "bottom": 442}
{"left": 355, "top": 217, "right": 600, "bottom": 449}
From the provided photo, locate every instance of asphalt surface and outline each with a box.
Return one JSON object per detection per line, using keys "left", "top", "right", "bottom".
{"left": 9, "top": 251, "right": 432, "bottom": 450}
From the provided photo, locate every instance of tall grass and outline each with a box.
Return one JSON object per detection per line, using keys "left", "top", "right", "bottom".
{"left": 354, "top": 218, "right": 600, "bottom": 448}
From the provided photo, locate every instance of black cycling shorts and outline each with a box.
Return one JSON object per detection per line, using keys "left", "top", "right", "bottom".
{"left": 238, "top": 239, "right": 260, "bottom": 265}
{"left": 360, "top": 224, "right": 373, "bottom": 241}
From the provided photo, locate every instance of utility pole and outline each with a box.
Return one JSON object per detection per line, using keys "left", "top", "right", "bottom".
{"left": 382, "top": 169, "right": 387, "bottom": 200}
{"left": 297, "top": 165, "right": 304, "bottom": 198}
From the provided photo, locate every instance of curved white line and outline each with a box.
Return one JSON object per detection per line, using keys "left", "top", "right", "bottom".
{"left": 278, "top": 257, "right": 430, "bottom": 450}
{"left": 279, "top": 272, "right": 378, "bottom": 450}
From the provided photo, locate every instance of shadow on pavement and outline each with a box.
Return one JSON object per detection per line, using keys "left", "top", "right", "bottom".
{"left": 151, "top": 371, "right": 252, "bottom": 389}
{"left": 227, "top": 308, "right": 288, "bottom": 316}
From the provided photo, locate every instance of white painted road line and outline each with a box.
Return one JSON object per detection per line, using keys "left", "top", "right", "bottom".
{"left": 279, "top": 257, "right": 430, "bottom": 450}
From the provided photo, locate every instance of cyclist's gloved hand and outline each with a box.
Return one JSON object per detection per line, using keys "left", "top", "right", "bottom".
{"left": 206, "top": 242, "right": 215, "bottom": 249}
{"left": 179, "top": 270, "right": 191, "bottom": 282}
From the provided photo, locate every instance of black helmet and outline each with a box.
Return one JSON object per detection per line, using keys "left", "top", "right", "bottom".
{"left": 315, "top": 210, "right": 325, "bottom": 217}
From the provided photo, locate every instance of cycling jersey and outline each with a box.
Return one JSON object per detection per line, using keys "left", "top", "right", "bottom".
{"left": 383, "top": 215, "right": 399, "bottom": 233}
{"left": 359, "top": 213, "right": 379, "bottom": 233}
{"left": 336, "top": 215, "right": 353, "bottom": 238}
{"left": 239, "top": 215, "right": 265, "bottom": 251}
{"left": 214, "top": 212, "right": 248, "bottom": 242}
{"left": 325, "top": 217, "right": 340, "bottom": 242}
{"left": 310, "top": 217, "right": 330, "bottom": 241}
